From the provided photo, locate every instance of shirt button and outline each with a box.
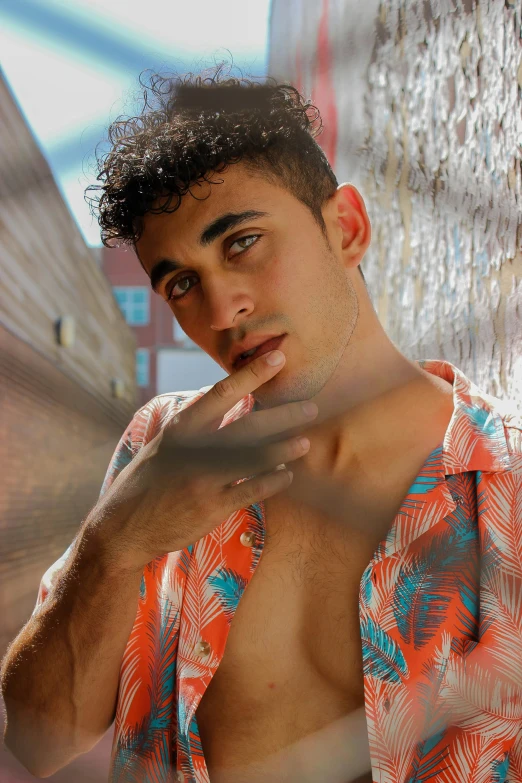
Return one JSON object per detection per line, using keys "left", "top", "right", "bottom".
{"left": 240, "top": 530, "right": 256, "bottom": 547}
{"left": 194, "top": 640, "right": 211, "bottom": 657}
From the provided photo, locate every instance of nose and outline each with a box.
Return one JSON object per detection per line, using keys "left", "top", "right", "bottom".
{"left": 207, "top": 279, "right": 255, "bottom": 331}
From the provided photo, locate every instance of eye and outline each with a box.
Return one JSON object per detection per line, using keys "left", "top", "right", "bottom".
{"left": 229, "top": 234, "right": 260, "bottom": 257}
{"left": 167, "top": 274, "right": 199, "bottom": 301}
{"left": 166, "top": 234, "right": 260, "bottom": 302}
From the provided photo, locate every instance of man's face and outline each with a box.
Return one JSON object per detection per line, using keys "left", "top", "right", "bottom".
{"left": 136, "top": 164, "right": 359, "bottom": 407}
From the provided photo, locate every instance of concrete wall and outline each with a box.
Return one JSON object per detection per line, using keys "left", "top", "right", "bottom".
{"left": 269, "top": 0, "right": 522, "bottom": 401}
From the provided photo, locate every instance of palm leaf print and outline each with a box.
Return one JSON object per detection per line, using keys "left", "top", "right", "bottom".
{"left": 145, "top": 600, "right": 179, "bottom": 729}
{"left": 393, "top": 529, "right": 462, "bottom": 649}
{"left": 140, "top": 574, "right": 147, "bottom": 602}
{"left": 176, "top": 547, "right": 192, "bottom": 578}
{"left": 479, "top": 570, "right": 522, "bottom": 686}
{"left": 406, "top": 653, "right": 451, "bottom": 783}
{"left": 99, "top": 430, "right": 133, "bottom": 497}
{"left": 177, "top": 722, "right": 196, "bottom": 779}
{"left": 245, "top": 501, "right": 264, "bottom": 572}
{"left": 177, "top": 694, "right": 202, "bottom": 780}
{"left": 141, "top": 732, "right": 172, "bottom": 783}
{"left": 444, "top": 402, "right": 505, "bottom": 473}
{"left": 438, "top": 733, "right": 502, "bottom": 783}
{"left": 491, "top": 753, "right": 510, "bottom": 783}
{"left": 475, "top": 478, "right": 503, "bottom": 584}
{"left": 364, "top": 557, "right": 404, "bottom": 634}
{"left": 361, "top": 566, "right": 373, "bottom": 609}
{"left": 463, "top": 403, "right": 507, "bottom": 461}
{"left": 111, "top": 599, "right": 179, "bottom": 782}
{"left": 365, "top": 677, "right": 417, "bottom": 782}
{"left": 183, "top": 538, "right": 223, "bottom": 634}
{"left": 479, "top": 525, "right": 502, "bottom": 587}
{"left": 506, "top": 729, "right": 522, "bottom": 783}
{"left": 188, "top": 713, "right": 204, "bottom": 758}
{"left": 455, "top": 578, "right": 479, "bottom": 639}
{"left": 476, "top": 528, "right": 503, "bottom": 642}
{"left": 443, "top": 407, "right": 481, "bottom": 473}
{"left": 207, "top": 567, "right": 247, "bottom": 624}
{"left": 111, "top": 714, "right": 157, "bottom": 783}
{"left": 407, "top": 447, "right": 444, "bottom": 495}
{"left": 440, "top": 656, "right": 522, "bottom": 739}
{"left": 146, "top": 555, "right": 169, "bottom": 580}
{"left": 112, "top": 709, "right": 173, "bottom": 783}
{"left": 406, "top": 732, "right": 450, "bottom": 783}
{"left": 482, "top": 470, "right": 522, "bottom": 577}
{"left": 388, "top": 501, "right": 448, "bottom": 559}
{"left": 361, "top": 616, "right": 408, "bottom": 683}
{"left": 444, "top": 482, "right": 481, "bottom": 640}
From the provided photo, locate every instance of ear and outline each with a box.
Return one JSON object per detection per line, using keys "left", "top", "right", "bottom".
{"left": 330, "top": 184, "right": 371, "bottom": 268}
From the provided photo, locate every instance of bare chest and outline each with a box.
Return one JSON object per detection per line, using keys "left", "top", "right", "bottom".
{"left": 195, "top": 500, "right": 382, "bottom": 774}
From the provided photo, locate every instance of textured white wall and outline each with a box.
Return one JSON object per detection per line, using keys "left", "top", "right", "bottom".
{"left": 269, "top": 0, "right": 522, "bottom": 401}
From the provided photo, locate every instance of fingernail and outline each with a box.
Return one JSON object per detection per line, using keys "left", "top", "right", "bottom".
{"left": 299, "top": 437, "right": 310, "bottom": 450}
{"left": 276, "top": 463, "right": 286, "bottom": 470}
{"left": 265, "top": 350, "right": 284, "bottom": 366}
{"left": 302, "top": 402, "right": 318, "bottom": 417}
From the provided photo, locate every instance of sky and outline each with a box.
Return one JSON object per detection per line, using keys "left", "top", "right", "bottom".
{"left": 0, "top": 0, "right": 271, "bottom": 245}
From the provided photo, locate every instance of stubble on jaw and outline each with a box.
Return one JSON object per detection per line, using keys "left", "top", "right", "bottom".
{"left": 253, "top": 268, "right": 359, "bottom": 411}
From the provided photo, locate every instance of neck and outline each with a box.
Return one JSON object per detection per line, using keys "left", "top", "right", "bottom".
{"left": 296, "top": 311, "right": 454, "bottom": 482}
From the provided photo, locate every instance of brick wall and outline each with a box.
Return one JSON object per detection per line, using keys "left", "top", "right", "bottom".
{"left": 0, "top": 71, "right": 138, "bottom": 656}
{"left": 0, "top": 323, "right": 130, "bottom": 654}
{"left": 0, "top": 68, "right": 138, "bottom": 783}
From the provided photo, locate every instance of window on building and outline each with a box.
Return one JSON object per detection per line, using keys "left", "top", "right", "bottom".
{"left": 136, "top": 348, "right": 150, "bottom": 387}
{"left": 113, "top": 286, "right": 150, "bottom": 325}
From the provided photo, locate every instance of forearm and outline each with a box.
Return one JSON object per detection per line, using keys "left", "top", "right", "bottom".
{"left": 0, "top": 526, "right": 143, "bottom": 777}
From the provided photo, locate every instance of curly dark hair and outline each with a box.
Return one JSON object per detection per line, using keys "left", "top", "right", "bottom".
{"left": 88, "top": 68, "right": 339, "bottom": 247}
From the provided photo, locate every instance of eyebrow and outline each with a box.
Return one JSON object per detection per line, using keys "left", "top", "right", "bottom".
{"left": 149, "top": 209, "right": 270, "bottom": 293}
{"left": 150, "top": 258, "right": 183, "bottom": 293}
{"left": 199, "top": 210, "right": 269, "bottom": 246}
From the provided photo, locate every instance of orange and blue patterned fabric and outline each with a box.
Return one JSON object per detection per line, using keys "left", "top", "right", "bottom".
{"left": 33, "top": 360, "right": 522, "bottom": 782}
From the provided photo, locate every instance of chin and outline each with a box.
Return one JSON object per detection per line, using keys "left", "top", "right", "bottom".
{"left": 253, "top": 366, "right": 326, "bottom": 409}
{"left": 251, "top": 372, "right": 293, "bottom": 408}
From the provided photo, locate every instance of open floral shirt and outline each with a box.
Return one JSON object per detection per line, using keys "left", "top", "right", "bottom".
{"left": 34, "top": 360, "right": 522, "bottom": 783}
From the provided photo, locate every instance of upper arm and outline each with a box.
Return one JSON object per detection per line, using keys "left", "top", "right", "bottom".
{"left": 31, "top": 403, "right": 151, "bottom": 616}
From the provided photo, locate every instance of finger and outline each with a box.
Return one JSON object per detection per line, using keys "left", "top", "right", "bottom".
{"left": 180, "top": 350, "right": 286, "bottom": 433}
{"left": 244, "top": 436, "right": 310, "bottom": 475}
{"left": 219, "top": 436, "right": 310, "bottom": 484}
{"left": 216, "top": 400, "right": 318, "bottom": 446}
{"left": 221, "top": 466, "right": 294, "bottom": 514}
{"left": 160, "top": 435, "right": 310, "bottom": 482}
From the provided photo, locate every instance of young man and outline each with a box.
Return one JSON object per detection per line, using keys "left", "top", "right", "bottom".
{"left": 2, "top": 75, "right": 522, "bottom": 783}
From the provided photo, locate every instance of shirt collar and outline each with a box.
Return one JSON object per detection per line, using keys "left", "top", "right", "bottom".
{"left": 419, "top": 359, "right": 512, "bottom": 475}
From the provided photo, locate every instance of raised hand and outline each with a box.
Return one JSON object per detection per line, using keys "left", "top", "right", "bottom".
{"left": 84, "top": 350, "right": 318, "bottom": 572}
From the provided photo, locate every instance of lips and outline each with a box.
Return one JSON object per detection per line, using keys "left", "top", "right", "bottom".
{"left": 233, "top": 335, "right": 286, "bottom": 370}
